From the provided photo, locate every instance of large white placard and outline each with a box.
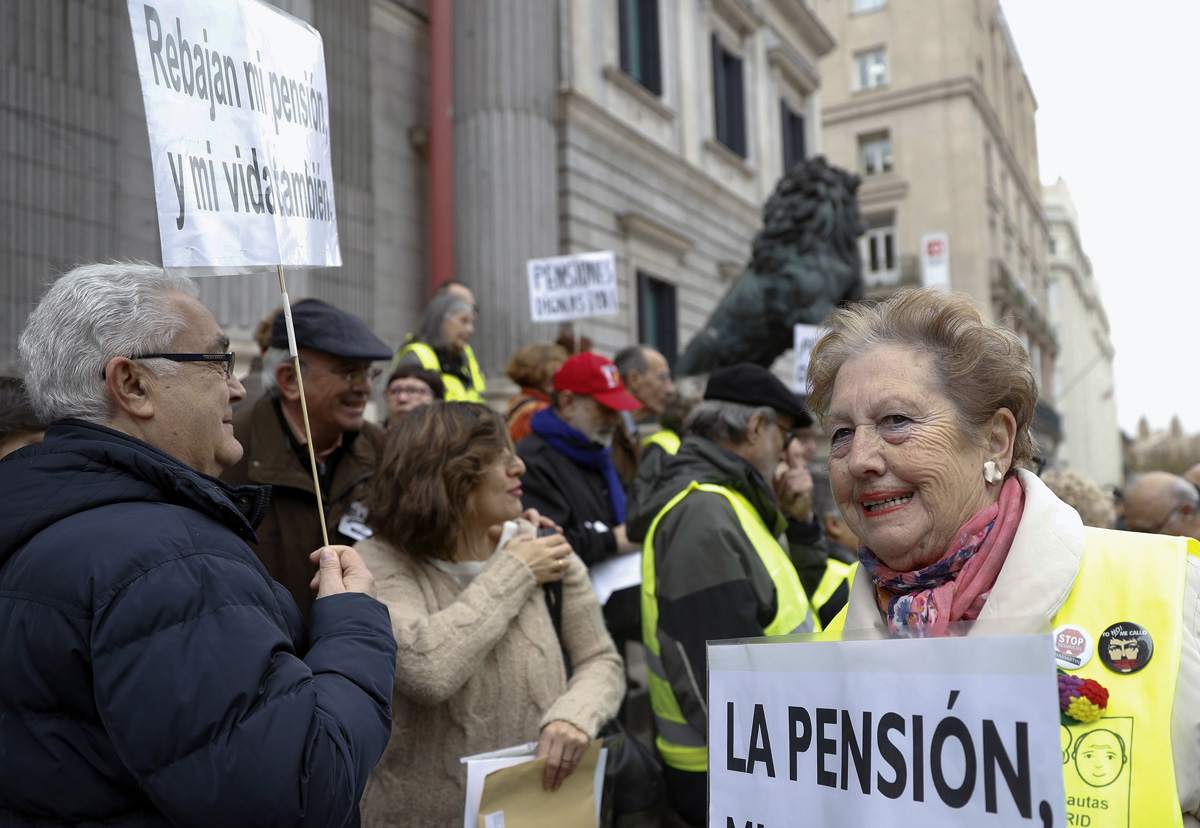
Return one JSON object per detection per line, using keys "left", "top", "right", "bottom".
{"left": 527, "top": 252, "right": 619, "bottom": 322}
{"left": 792, "top": 323, "right": 821, "bottom": 394}
{"left": 709, "top": 633, "right": 1066, "bottom": 827}
{"left": 921, "top": 232, "right": 950, "bottom": 290}
{"left": 127, "top": 0, "right": 340, "bottom": 269}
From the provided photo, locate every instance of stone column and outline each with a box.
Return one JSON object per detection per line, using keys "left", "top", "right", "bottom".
{"left": 454, "top": 0, "right": 561, "bottom": 386}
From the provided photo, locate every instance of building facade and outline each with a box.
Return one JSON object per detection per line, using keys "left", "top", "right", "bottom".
{"left": 1, "top": 0, "right": 432, "bottom": 377}
{"left": 456, "top": 0, "right": 836, "bottom": 388}
{"left": 813, "top": 0, "right": 1062, "bottom": 455}
{"left": 1043, "top": 178, "right": 1121, "bottom": 486}
{"left": 3, "top": 0, "right": 836, "bottom": 401}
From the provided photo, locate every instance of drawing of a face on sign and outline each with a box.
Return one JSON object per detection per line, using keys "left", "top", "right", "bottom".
{"left": 1064, "top": 718, "right": 1133, "bottom": 827}
{"left": 1099, "top": 622, "right": 1154, "bottom": 674}
{"left": 1072, "top": 728, "right": 1128, "bottom": 788}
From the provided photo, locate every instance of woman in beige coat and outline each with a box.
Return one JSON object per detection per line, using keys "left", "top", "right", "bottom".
{"left": 356, "top": 402, "right": 624, "bottom": 826}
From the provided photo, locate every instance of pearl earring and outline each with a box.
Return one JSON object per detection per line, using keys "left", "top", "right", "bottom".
{"left": 983, "top": 461, "right": 1003, "bottom": 485}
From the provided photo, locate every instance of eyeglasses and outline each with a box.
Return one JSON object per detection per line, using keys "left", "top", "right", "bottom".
{"left": 777, "top": 422, "right": 800, "bottom": 449}
{"left": 387, "top": 384, "right": 434, "bottom": 398}
{"left": 130, "top": 352, "right": 235, "bottom": 379}
{"left": 300, "top": 361, "right": 382, "bottom": 387}
{"left": 1127, "top": 499, "right": 1195, "bottom": 535}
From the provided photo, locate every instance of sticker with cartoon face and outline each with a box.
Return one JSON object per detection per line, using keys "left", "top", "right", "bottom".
{"left": 1064, "top": 718, "right": 1133, "bottom": 827}
{"left": 1073, "top": 728, "right": 1128, "bottom": 787}
{"left": 1098, "top": 622, "right": 1153, "bottom": 675}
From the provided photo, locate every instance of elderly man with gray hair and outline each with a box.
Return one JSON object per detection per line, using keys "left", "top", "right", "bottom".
{"left": 222, "top": 298, "right": 393, "bottom": 618}
{"left": 1123, "top": 471, "right": 1200, "bottom": 540}
{"left": 393, "top": 288, "right": 486, "bottom": 402}
{"left": 627, "top": 362, "right": 818, "bottom": 826}
{"left": 0, "top": 262, "right": 396, "bottom": 826}
{"left": 610, "top": 344, "right": 677, "bottom": 485}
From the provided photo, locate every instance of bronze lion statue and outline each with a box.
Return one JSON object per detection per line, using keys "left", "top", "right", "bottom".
{"left": 677, "top": 156, "right": 865, "bottom": 375}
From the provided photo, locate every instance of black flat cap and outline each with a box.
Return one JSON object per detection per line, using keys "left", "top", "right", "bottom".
{"left": 704, "top": 363, "right": 813, "bottom": 427}
{"left": 269, "top": 298, "right": 392, "bottom": 362}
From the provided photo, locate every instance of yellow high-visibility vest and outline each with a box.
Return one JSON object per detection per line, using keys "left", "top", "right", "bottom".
{"left": 827, "top": 528, "right": 1191, "bottom": 825}
{"left": 811, "top": 558, "right": 855, "bottom": 629}
{"left": 641, "top": 481, "right": 814, "bottom": 772}
{"left": 1052, "top": 528, "right": 1190, "bottom": 828}
{"left": 642, "top": 429, "right": 681, "bottom": 455}
{"left": 395, "top": 341, "right": 485, "bottom": 403}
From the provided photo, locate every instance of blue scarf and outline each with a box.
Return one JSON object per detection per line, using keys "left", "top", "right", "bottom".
{"left": 530, "top": 407, "right": 626, "bottom": 524}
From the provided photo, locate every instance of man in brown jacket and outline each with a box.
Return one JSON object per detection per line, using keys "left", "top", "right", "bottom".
{"left": 222, "top": 299, "right": 392, "bottom": 618}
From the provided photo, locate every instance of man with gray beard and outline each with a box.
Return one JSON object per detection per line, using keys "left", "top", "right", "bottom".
{"left": 517, "top": 352, "right": 642, "bottom": 566}
{"left": 626, "top": 363, "right": 818, "bottom": 825}
{"left": 516, "top": 352, "right": 643, "bottom": 653}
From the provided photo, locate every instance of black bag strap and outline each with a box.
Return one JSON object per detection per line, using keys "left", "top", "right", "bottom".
{"left": 506, "top": 395, "right": 542, "bottom": 423}
{"left": 542, "top": 581, "right": 572, "bottom": 676}
{"left": 543, "top": 583, "right": 665, "bottom": 818}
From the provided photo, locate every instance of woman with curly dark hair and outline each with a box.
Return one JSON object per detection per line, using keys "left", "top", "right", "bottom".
{"left": 355, "top": 402, "right": 624, "bottom": 827}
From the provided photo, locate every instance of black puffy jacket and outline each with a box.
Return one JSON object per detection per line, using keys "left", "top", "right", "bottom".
{"left": 516, "top": 431, "right": 621, "bottom": 567}
{"left": 0, "top": 421, "right": 397, "bottom": 827}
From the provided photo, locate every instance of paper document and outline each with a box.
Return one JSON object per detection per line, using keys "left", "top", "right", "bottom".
{"left": 587, "top": 551, "right": 642, "bottom": 606}
{"left": 462, "top": 742, "right": 539, "bottom": 763}
{"left": 462, "top": 740, "right": 606, "bottom": 828}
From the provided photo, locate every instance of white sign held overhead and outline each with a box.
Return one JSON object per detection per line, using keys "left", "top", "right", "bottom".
{"left": 527, "top": 252, "right": 619, "bottom": 322}
{"left": 792, "top": 323, "right": 821, "bottom": 394}
{"left": 708, "top": 632, "right": 1066, "bottom": 827}
{"left": 921, "top": 232, "right": 950, "bottom": 290}
{"left": 127, "top": 0, "right": 341, "bottom": 270}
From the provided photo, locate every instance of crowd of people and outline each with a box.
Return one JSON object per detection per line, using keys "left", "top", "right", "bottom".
{"left": 1, "top": 261, "right": 1196, "bottom": 827}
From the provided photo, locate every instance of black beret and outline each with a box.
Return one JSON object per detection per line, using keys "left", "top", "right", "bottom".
{"left": 269, "top": 298, "right": 392, "bottom": 362}
{"left": 704, "top": 363, "right": 813, "bottom": 427}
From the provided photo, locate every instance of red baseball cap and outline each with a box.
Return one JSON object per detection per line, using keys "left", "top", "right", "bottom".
{"left": 553, "top": 352, "right": 642, "bottom": 411}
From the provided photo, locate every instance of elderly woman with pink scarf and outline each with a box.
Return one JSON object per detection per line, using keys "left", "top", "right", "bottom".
{"left": 807, "top": 288, "right": 1200, "bottom": 827}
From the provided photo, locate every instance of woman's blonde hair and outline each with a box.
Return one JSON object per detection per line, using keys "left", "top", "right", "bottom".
{"left": 505, "top": 341, "right": 569, "bottom": 389}
{"left": 1040, "top": 470, "right": 1116, "bottom": 529}
{"left": 807, "top": 288, "right": 1038, "bottom": 466}
{"left": 369, "top": 402, "right": 513, "bottom": 560}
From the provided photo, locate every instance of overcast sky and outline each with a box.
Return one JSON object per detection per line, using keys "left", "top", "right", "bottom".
{"left": 998, "top": 1, "right": 1198, "bottom": 435}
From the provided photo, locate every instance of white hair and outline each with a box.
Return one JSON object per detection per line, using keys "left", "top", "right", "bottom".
{"left": 19, "top": 262, "right": 198, "bottom": 423}
{"left": 684, "top": 400, "right": 775, "bottom": 445}
{"left": 417, "top": 294, "right": 473, "bottom": 350}
{"left": 261, "top": 347, "right": 290, "bottom": 397}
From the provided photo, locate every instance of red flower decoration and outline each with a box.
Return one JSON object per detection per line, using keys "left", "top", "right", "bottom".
{"left": 1078, "top": 679, "right": 1108, "bottom": 708}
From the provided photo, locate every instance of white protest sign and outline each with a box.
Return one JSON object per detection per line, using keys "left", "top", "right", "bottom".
{"left": 527, "top": 252, "right": 619, "bottom": 322}
{"left": 709, "top": 633, "right": 1065, "bottom": 827}
{"left": 921, "top": 232, "right": 950, "bottom": 290}
{"left": 127, "top": 0, "right": 340, "bottom": 269}
{"left": 792, "top": 323, "right": 821, "bottom": 394}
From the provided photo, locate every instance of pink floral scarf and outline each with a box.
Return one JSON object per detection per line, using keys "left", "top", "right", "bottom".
{"left": 858, "top": 476, "right": 1025, "bottom": 635}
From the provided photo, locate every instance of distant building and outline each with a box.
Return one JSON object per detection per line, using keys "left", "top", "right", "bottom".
{"left": 1127, "top": 416, "right": 1200, "bottom": 478}
{"left": 813, "top": 0, "right": 1062, "bottom": 455}
{"left": 1042, "top": 178, "right": 1121, "bottom": 487}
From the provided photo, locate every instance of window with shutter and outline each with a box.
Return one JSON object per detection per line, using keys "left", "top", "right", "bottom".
{"left": 637, "top": 272, "right": 678, "bottom": 367}
{"left": 619, "top": 0, "right": 663, "bottom": 96}
{"left": 712, "top": 35, "right": 747, "bottom": 158}
{"left": 781, "top": 101, "right": 806, "bottom": 170}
